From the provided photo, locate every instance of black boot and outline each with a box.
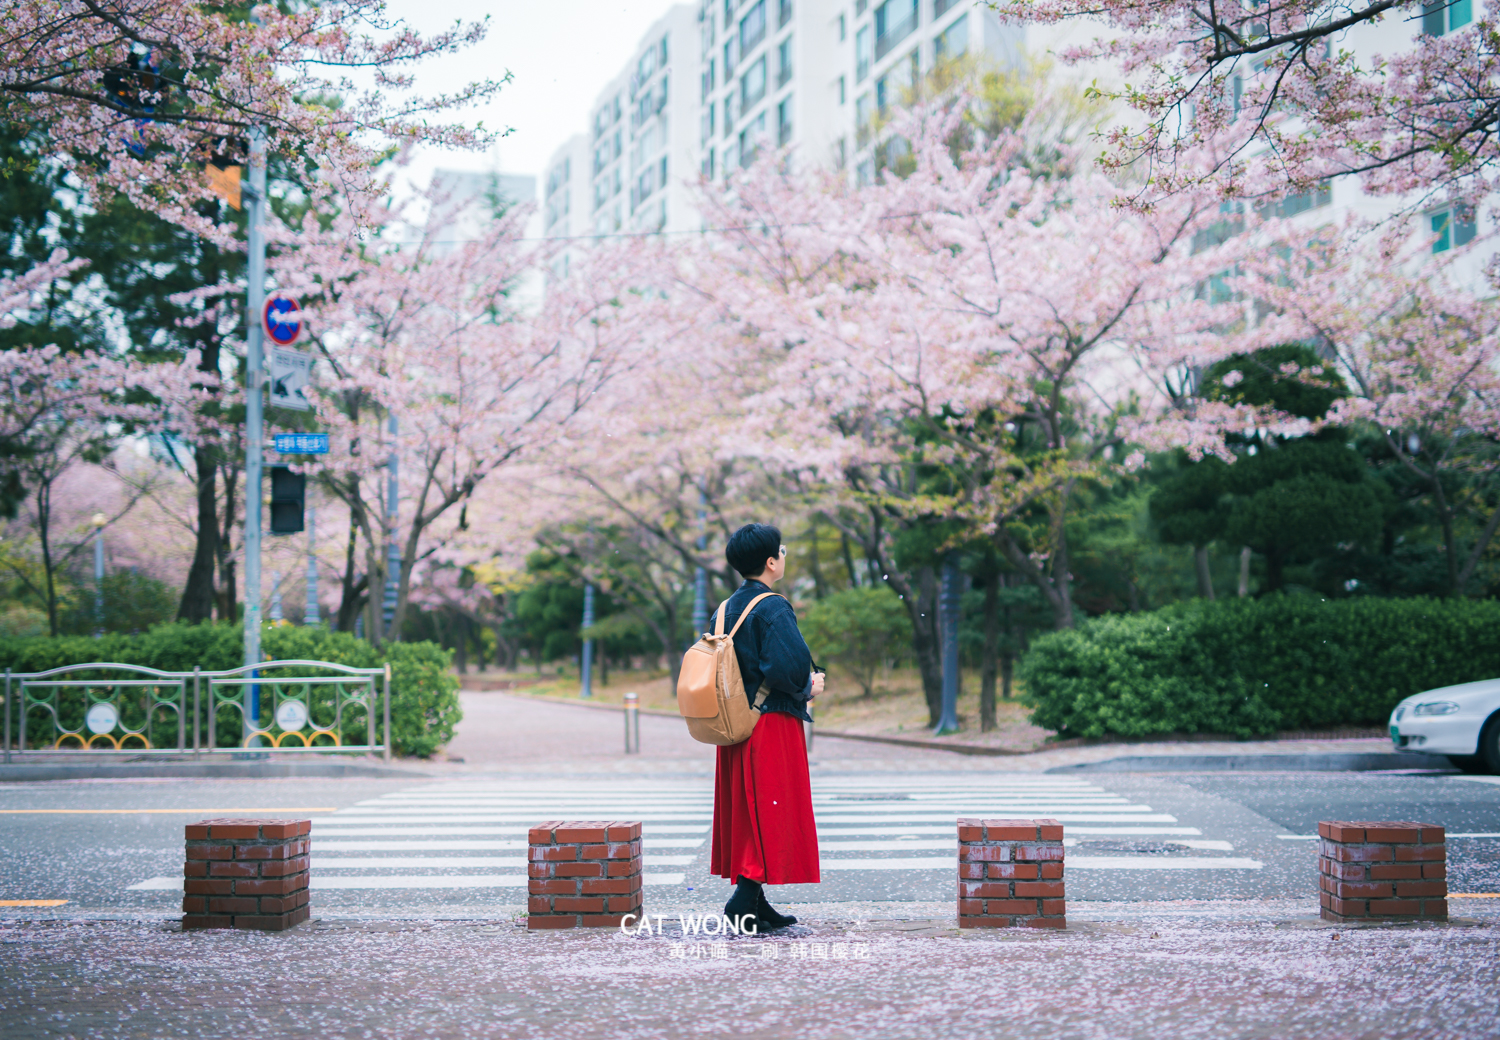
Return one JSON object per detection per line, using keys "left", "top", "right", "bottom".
{"left": 724, "top": 876, "right": 761, "bottom": 922}
{"left": 756, "top": 889, "right": 797, "bottom": 929}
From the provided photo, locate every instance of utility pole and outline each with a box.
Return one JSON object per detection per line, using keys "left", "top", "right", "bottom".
{"left": 935, "top": 554, "right": 961, "bottom": 735}
{"left": 580, "top": 581, "right": 595, "bottom": 699}
{"left": 242, "top": 123, "right": 268, "bottom": 739}
{"left": 691, "top": 490, "right": 708, "bottom": 637}
{"left": 91, "top": 513, "right": 105, "bottom": 637}
{"left": 304, "top": 507, "right": 319, "bottom": 625}
{"left": 383, "top": 414, "right": 399, "bottom": 639}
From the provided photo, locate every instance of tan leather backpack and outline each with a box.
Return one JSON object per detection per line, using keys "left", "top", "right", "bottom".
{"left": 676, "top": 592, "right": 780, "bottom": 746}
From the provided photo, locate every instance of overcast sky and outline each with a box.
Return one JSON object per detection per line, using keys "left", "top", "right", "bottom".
{"left": 379, "top": 0, "right": 675, "bottom": 192}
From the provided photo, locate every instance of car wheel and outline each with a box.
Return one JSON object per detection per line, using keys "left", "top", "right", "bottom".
{"left": 1446, "top": 754, "right": 1488, "bottom": 774}
{"left": 1480, "top": 715, "right": 1500, "bottom": 776}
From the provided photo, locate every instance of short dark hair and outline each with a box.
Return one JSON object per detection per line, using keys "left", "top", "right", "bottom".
{"left": 726, "top": 523, "right": 781, "bottom": 579}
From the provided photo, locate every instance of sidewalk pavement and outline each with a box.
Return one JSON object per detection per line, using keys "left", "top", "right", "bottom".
{"left": 437, "top": 692, "right": 1430, "bottom": 775}
{"left": 1, "top": 899, "right": 1495, "bottom": 1039}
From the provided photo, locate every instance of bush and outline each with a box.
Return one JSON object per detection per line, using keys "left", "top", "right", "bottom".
{"left": 801, "top": 586, "right": 912, "bottom": 697}
{"left": 0, "top": 622, "right": 460, "bottom": 757}
{"left": 1018, "top": 596, "right": 1500, "bottom": 739}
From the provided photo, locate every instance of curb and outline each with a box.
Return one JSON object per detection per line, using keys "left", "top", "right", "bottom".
{"left": 811, "top": 730, "right": 1024, "bottom": 756}
{"left": 0, "top": 761, "right": 429, "bottom": 782}
{"left": 1046, "top": 752, "right": 1457, "bottom": 773}
{"left": 469, "top": 690, "right": 683, "bottom": 719}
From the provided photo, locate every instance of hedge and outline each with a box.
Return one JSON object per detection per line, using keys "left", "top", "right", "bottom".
{"left": 1018, "top": 596, "right": 1500, "bottom": 739}
{"left": 0, "top": 623, "right": 461, "bottom": 757}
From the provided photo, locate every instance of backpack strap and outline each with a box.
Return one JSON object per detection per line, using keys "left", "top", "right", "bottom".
{"left": 713, "top": 599, "right": 728, "bottom": 636}
{"left": 727, "top": 593, "right": 780, "bottom": 638}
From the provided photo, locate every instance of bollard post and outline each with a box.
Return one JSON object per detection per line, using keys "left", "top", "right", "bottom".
{"left": 623, "top": 691, "right": 639, "bottom": 754}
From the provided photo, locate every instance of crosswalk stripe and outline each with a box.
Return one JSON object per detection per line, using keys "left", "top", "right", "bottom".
{"left": 122, "top": 776, "right": 1254, "bottom": 896}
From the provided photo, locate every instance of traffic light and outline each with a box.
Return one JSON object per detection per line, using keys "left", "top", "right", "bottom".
{"left": 269, "top": 467, "right": 305, "bottom": 535}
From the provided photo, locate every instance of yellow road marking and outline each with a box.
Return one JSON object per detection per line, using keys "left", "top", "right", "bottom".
{"left": 1448, "top": 893, "right": 1500, "bottom": 898}
{"left": 0, "top": 808, "right": 338, "bottom": 814}
{"left": 0, "top": 900, "right": 68, "bottom": 907}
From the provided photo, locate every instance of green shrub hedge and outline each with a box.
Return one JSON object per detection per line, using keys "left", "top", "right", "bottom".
{"left": 0, "top": 623, "right": 461, "bottom": 757}
{"left": 1018, "top": 596, "right": 1500, "bottom": 739}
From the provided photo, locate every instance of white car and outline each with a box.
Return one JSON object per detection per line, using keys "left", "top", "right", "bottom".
{"left": 1389, "top": 678, "right": 1500, "bottom": 774}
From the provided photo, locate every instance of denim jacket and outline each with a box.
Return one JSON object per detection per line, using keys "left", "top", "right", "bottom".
{"left": 710, "top": 579, "right": 814, "bottom": 722}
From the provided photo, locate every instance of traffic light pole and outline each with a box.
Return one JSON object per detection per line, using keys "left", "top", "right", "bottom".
{"left": 243, "top": 124, "right": 267, "bottom": 736}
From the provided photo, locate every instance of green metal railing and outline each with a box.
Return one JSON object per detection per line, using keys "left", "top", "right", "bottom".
{"left": 1, "top": 660, "right": 391, "bottom": 762}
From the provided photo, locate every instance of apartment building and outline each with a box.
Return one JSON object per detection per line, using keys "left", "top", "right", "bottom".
{"left": 543, "top": 0, "right": 1024, "bottom": 241}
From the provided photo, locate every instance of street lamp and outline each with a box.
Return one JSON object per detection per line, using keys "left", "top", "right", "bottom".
{"left": 91, "top": 513, "right": 106, "bottom": 638}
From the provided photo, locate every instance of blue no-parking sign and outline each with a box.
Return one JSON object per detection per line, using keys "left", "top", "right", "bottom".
{"left": 264, "top": 295, "right": 302, "bottom": 346}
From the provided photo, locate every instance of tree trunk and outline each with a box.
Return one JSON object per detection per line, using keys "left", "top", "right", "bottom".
{"left": 839, "top": 531, "right": 860, "bottom": 588}
{"left": 453, "top": 613, "right": 468, "bottom": 674}
{"left": 178, "top": 445, "right": 219, "bottom": 622}
{"left": 980, "top": 574, "right": 999, "bottom": 732}
{"left": 1238, "top": 546, "right": 1251, "bottom": 597}
{"left": 36, "top": 478, "right": 58, "bottom": 636}
{"left": 808, "top": 515, "right": 827, "bottom": 600}
{"left": 1194, "top": 545, "right": 1215, "bottom": 600}
{"left": 215, "top": 465, "right": 239, "bottom": 622}
{"left": 906, "top": 565, "right": 943, "bottom": 727}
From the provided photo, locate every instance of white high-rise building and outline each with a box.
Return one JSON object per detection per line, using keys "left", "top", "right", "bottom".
{"left": 544, "top": 5, "right": 704, "bottom": 243}
{"left": 539, "top": 0, "right": 1493, "bottom": 290}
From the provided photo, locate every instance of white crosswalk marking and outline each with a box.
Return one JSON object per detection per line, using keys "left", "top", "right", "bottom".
{"left": 244, "top": 774, "right": 1253, "bottom": 898}
{"left": 125, "top": 774, "right": 1260, "bottom": 898}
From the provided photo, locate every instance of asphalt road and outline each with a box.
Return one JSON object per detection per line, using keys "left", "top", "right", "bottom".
{"left": 1, "top": 769, "right": 1496, "bottom": 916}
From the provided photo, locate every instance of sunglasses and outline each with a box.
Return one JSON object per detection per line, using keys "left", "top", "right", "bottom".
{"left": 779, "top": 545, "right": 787, "bottom": 557}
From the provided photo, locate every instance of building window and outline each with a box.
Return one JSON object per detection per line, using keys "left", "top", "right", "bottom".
{"left": 856, "top": 157, "right": 874, "bottom": 185}
{"left": 739, "top": 111, "right": 767, "bottom": 167}
{"left": 725, "top": 34, "right": 739, "bottom": 75}
{"left": 741, "top": 0, "right": 767, "bottom": 53}
{"left": 838, "top": 74, "right": 846, "bottom": 104}
{"left": 856, "top": 25, "right": 872, "bottom": 81}
{"left": 835, "top": 136, "right": 847, "bottom": 169}
{"left": 702, "top": 58, "right": 716, "bottom": 102}
{"left": 779, "top": 0, "right": 793, "bottom": 28}
{"left": 855, "top": 91, "right": 873, "bottom": 146}
{"left": 778, "top": 35, "right": 793, "bottom": 87}
{"left": 856, "top": 0, "right": 867, "bottom": 13}
{"left": 1431, "top": 206, "right": 1477, "bottom": 252}
{"left": 702, "top": 6, "right": 716, "bottom": 58}
{"left": 742, "top": 55, "right": 767, "bottom": 107}
{"left": 875, "top": 0, "right": 917, "bottom": 61}
{"left": 1423, "top": 0, "right": 1472, "bottom": 34}
{"left": 725, "top": 91, "right": 740, "bottom": 135}
{"left": 838, "top": 12, "right": 846, "bottom": 40}
{"left": 934, "top": 0, "right": 958, "bottom": 16}
{"left": 660, "top": 155, "right": 669, "bottom": 193}
{"left": 934, "top": 12, "right": 967, "bottom": 61}
{"left": 702, "top": 147, "right": 715, "bottom": 178}
{"left": 701, "top": 103, "right": 715, "bottom": 144}
{"left": 726, "top": 139, "right": 739, "bottom": 174}
{"left": 1254, "top": 182, "right": 1331, "bottom": 219}
{"left": 778, "top": 95, "right": 793, "bottom": 145}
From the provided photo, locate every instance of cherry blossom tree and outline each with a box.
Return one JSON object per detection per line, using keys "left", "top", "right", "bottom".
{"left": 1221, "top": 218, "right": 1500, "bottom": 595}
{"left": 999, "top": 0, "right": 1498, "bottom": 205}
{"left": 277, "top": 187, "right": 660, "bottom": 644}
{"left": 0, "top": 1, "right": 504, "bottom": 238}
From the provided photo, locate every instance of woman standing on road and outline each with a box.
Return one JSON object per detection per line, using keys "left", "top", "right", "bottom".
{"left": 710, "top": 522, "right": 824, "bottom": 928}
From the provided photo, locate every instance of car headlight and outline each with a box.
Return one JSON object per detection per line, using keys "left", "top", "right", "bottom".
{"left": 1411, "top": 701, "right": 1460, "bottom": 716}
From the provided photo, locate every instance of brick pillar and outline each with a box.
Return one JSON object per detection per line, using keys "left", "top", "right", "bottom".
{"left": 1318, "top": 820, "right": 1447, "bottom": 922}
{"left": 957, "top": 818, "right": 1065, "bottom": 929}
{"left": 528, "top": 820, "right": 642, "bottom": 930}
{"left": 183, "top": 818, "right": 311, "bottom": 931}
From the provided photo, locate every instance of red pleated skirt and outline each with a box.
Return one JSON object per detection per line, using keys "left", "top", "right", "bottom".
{"left": 710, "top": 710, "right": 821, "bottom": 885}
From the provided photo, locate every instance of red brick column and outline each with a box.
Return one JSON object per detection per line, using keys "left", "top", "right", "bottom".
{"left": 183, "top": 819, "right": 311, "bottom": 931}
{"left": 1318, "top": 820, "right": 1447, "bottom": 922}
{"left": 528, "top": 820, "right": 642, "bottom": 930}
{"left": 957, "top": 818, "right": 1065, "bottom": 929}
